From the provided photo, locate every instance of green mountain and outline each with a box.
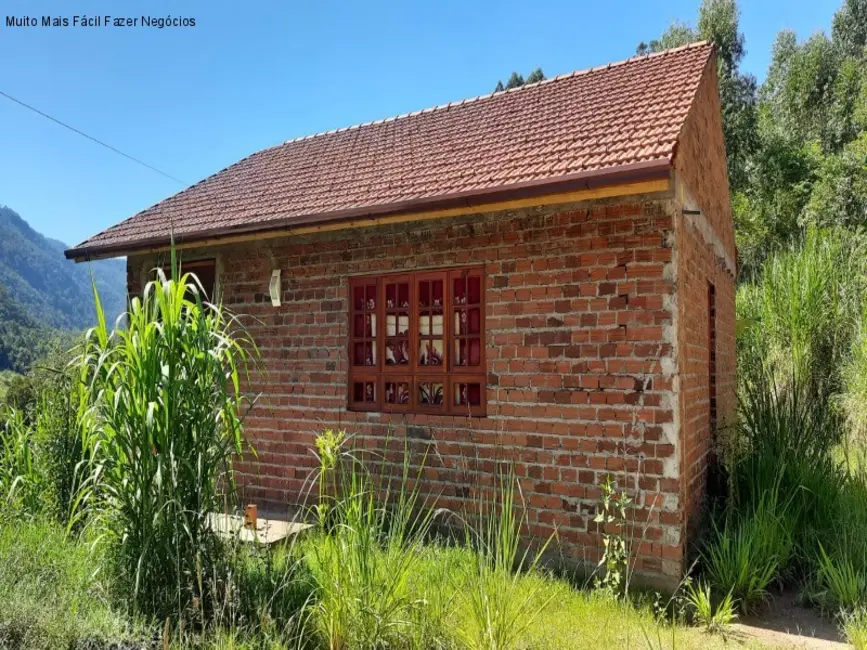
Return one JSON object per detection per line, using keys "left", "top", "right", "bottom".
{"left": 0, "top": 283, "right": 60, "bottom": 374}
{"left": 0, "top": 205, "right": 126, "bottom": 330}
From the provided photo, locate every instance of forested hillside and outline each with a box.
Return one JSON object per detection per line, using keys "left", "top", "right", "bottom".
{"left": 0, "top": 205, "right": 126, "bottom": 331}
{"left": 0, "top": 283, "right": 53, "bottom": 373}
{"left": 0, "top": 205, "right": 126, "bottom": 374}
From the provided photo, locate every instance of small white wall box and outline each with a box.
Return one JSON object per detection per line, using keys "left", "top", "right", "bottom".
{"left": 269, "top": 269, "right": 281, "bottom": 307}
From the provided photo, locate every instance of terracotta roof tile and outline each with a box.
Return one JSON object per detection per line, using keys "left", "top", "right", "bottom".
{"left": 68, "top": 41, "right": 713, "bottom": 258}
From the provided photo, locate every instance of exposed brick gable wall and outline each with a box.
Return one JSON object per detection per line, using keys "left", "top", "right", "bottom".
{"left": 672, "top": 53, "right": 738, "bottom": 538}
{"left": 128, "top": 195, "right": 692, "bottom": 581}
{"left": 674, "top": 54, "right": 736, "bottom": 264}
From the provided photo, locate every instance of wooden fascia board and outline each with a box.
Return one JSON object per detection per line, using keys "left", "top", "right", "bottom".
{"left": 73, "top": 177, "right": 671, "bottom": 261}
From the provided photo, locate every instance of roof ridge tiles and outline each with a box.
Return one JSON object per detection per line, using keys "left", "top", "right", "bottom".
{"left": 278, "top": 40, "right": 712, "bottom": 148}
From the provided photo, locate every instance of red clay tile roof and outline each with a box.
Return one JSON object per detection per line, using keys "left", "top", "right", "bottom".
{"left": 67, "top": 41, "right": 714, "bottom": 259}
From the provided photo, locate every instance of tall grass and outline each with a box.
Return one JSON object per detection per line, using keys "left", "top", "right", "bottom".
{"left": 719, "top": 225, "right": 867, "bottom": 618}
{"left": 736, "top": 226, "right": 867, "bottom": 399}
{"left": 701, "top": 488, "right": 793, "bottom": 612}
{"left": 456, "top": 466, "right": 553, "bottom": 650}
{"left": 0, "top": 521, "right": 138, "bottom": 650}
{"left": 307, "top": 434, "right": 438, "bottom": 650}
{"left": 841, "top": 300, "right": 867, "bottom": 444}
{"left": 0, "top": 407, "right": 43, "bottom": 516}
{"left": 79, "top": 262, "right": 257, "bottom": 618}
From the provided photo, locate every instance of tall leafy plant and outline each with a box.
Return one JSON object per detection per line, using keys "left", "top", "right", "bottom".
{"left": 79, "top": 258, "right": 256, "bottom": 618}
{"left": 0, "top": 407, "right": 43, "bottom": 516}
{"left": 457, "top": 465, "right": 553, "bottom": 650}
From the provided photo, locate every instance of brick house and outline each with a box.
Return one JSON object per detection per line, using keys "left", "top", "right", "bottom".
{"left": 67, "top": 41, "right": 736, "bottom": 584}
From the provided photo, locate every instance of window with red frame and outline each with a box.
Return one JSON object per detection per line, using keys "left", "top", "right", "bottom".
{"left": 156, "top": 259, "right": 217, "bottom": 301}
{"left": 348, "top": 267, "right": 485, "bottom": 415}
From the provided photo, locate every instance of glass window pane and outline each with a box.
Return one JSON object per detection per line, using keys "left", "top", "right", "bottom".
{"left": 455, "top": 310, "right": 467, "bottom": 335}
{"left": 468, "top": 308, "right": 480, "bottom": 334}
{"left": 385, "top": 381, "right": 410, "bottom": 404}
{"left": 468, "top": 276, "right": 481, "bottom": 304}
{"left": 454, "top": 383, "right": 482, "bottom": 407}
{"left": 469, "top": 338, "right": 481, "bottom": 366}
{"left": 386, "top": 340, "right": 410, "bottom": 365}
{"left": 454, "top": 277, "right": 466, "bottom": 305}
{"left": 432, "top": 280, "right": 443, "bottom": 307}
{"left": 419, "top": 382, "right": 444, "bottom": 405}
{"left": 420, "top": 339, "right": 443, "bottom": 366}
{"left": 353, "top": 381, "right": 376, "bottom": 403}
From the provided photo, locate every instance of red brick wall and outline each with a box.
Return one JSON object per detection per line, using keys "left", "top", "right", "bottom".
{"left": 673, "top": 51, "right": 738, "bottom": 538}
{"left": 129, "top": 196, "right": 689, "bottom": 581}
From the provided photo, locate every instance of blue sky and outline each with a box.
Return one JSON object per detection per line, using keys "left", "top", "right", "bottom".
{"left": 0, "top": 0, "right": 837, "bottom": 247}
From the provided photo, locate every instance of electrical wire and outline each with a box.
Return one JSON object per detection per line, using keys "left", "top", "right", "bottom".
{"left": 0, "top": 89, "right": 188, "bottom": 185}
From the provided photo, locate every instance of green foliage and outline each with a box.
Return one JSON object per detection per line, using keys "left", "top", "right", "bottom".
{"left": 842, "top": 300, "right": 867, "bottom": 439}
{"left": 0, "top": 283, "right": 64, "bottom": 374}
{"left": 0, "top": 407, "right": 45, "bottom": 517}
{"left": 843, "top": 607, "right": 867, "bottom": 650}
{"left": 0, "top": 370, "right": 16, "bottom": 403}
{"left": 684, "top": 581, "right": 738, "bottom": 634}
{"left": 728, "top": 226, "right": 867, "bottom": 617}
{"left": 225, "top": 543, "right": 314, "bottom": 640}
{"left": 504, "top": 72, "right": 524, "bottom": 90}
{"left": 458, "top": 465, "right": 552, "bottom": 650}
{"left": 637, "top": 0, "right": 757, "bottom": 192}
{"left": 832, "top": 0, "right": 867, "bottom": 58}
{"left": 593, "top": 474, "right": 632, "bottom": 596}
{"left": 0, "top": 520, "right": 752, "bottom": 650}
{"left": 493, "top": 68, "right": 545, "bottom": 92}
{"left": 701, "top": 491, "right": 793, "bottom": 613}
{"left": 803, "top": 132, "right": 867, "bottom": 227}
{"left": 736, "top": 227, "right": 866, "bottom": 397}
{"left": 641, "top": 0, "right": 867, "bottom": 272}
{"left": 0, "top": 521, "right": 140, "bottom": 650}
{"left": 307, "top": 434, "right": 437, "bottom": 650}
{"left": 815, "top": 543, "right": 867, "bottom": 611}
{"left": 79, "top": 266, "right": 256, "bottom": 618}
{"left": 525, "top": 67, "right": 545, "bottom": 84}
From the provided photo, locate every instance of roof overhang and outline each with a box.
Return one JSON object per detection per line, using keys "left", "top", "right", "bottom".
{"left": 65, "top": 159, "right": 672, "bottom": 262}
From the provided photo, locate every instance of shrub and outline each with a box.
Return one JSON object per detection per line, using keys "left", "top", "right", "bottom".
{"left": 701, "top": 490, "right": 793, "bottom": 613}
{"left": 79, "top": 263, "right": 257, "bottom": 618}
{"left": 219, "top": 542, "right": 315, "bottom": 643}
{"left": 815, "top": 543, "right": 867, "bottom": 612}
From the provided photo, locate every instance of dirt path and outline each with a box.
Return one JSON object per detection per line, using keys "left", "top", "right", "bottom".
{"left": 728, "top": 590, "right": 849, "bottom": 649}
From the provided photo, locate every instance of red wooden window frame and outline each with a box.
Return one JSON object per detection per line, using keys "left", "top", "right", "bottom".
{"left": 348, "top": 266, "right": 486, "bottom": 416}
{"left": 156, "top": 258, "right": 217, "bottom": 301}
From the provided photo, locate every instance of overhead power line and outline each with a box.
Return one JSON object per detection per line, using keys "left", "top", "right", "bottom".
{"left": 0, "top": 89, "right": 187, "bottom": 186}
